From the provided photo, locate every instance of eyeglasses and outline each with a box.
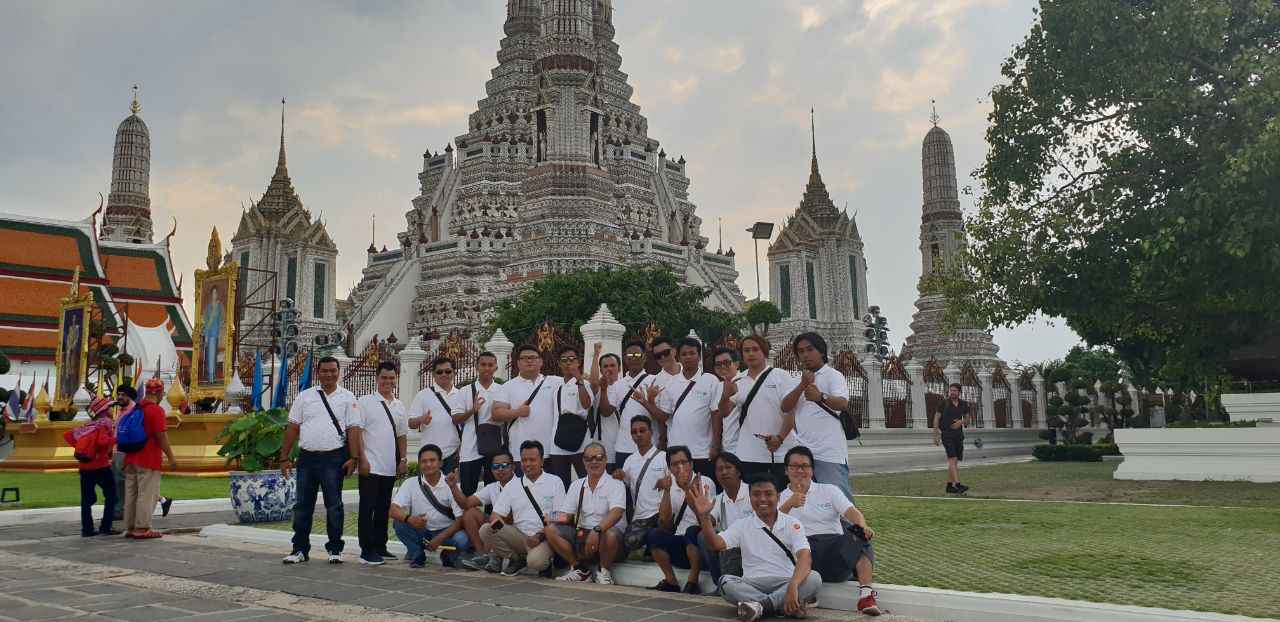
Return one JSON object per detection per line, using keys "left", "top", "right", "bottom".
{"left": 786, "top": 463, "right": 813, "bottom": 470}
{"left": 583, "top": 455, "right": 607, "bottom": 463}
{"left": 653, "top": 349, "right": 672, "bottom": 359}
{"left": 625, "top": 352, "right": 644, "bottom": 358}
{"left": 559, "top": 357, "right": 577, "bottom": 363}
{"left": 491, "top": 463, "right": 512, "bottom": 470}
{"left": 714, "top": 359, "right": 735, "bottom": 367}
{"left": 434, "top": 369, "right": 454, "bottom": 376}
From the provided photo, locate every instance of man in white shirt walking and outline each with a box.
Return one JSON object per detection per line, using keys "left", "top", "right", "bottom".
{"left": 731, "top": 336, "right": 799, "bottom": 480}
{"left": 693, "top": 473, "right": 822, "bottom": 621}
{"left": 493, "top": 345, "right": 563, "bottom": 475}
{"left": 350, "top": 361, "right": 408, "bottom": 566}
{"left": 279, "top": 356, "right": 359, "bottom": 564}
{"left": 781, "top": 332, "right": 856, "bottom": 505}
{"left": 390, "top": 444, "right": 470, "bottom": 568}
{"left": 408, "top": 357, "right": 465, "bottom": 474}
{"left": 456, "top": 351, "right": 501, "bottom": 495}
{"left": 477, "top": 440, "right": 565, "bottom": 576}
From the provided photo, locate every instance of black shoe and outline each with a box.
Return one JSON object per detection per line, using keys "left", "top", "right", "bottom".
{"left": 648, "top": 580, "right": 681, "bottom": 593}
{"left": 945, "top": 483, "right": 958, "bottom": 494}
{"left": 379, "top": 550, "right": 398, "bottom": 561}
{"left": 98, "top": 528, "right": 123, "bottom": 536}
{"left": 683, "top": 582, "right": 701, "bottom": 595}
{"left": 955, "top": 483, "right": 970, "bottom": 494}
{"left": 409, "top": 558, "right": 425, "bottom": 569}
{"left": 82, "top": 531, "right": 97, "bottom": 538}
{"left": 160, "top": 497, "right": 173, "bottom": 517}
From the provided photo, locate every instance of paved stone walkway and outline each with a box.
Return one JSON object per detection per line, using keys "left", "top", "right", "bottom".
{"left": 0, "top": 530, "right": 917, "bottom": 622}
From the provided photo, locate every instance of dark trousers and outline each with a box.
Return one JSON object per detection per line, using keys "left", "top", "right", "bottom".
{"left": 442, "top": 452, "right": 459, "bottom": 476}
{"left": 292, "top": 449, "right": 346, "bottom": 555}
{"left": 459, "top": 458, "right": 492, "bottom": 497}
{"left": 613, "top": 451, "right": 632, "bottom": 474}
{"left": 550, "top": 453, "right": 585, "bottom": 489}
{"left": 79, "top": 467, "right": 116, "bottom": 536}
{"left": 741, "top": 461, "right": 787, "bottom": 483}
{"left": 110, "top": 452, "right": 125, "bottom": 520}
{"left": 357, "top": 474, "right": 395, "bottom": 556}
{"left": 693, "top": 459, "right": 718, "bottom": 491}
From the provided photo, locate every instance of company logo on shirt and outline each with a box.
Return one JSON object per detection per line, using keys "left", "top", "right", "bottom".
{"left": 792, "top": 522, "right": 801, "bottom": 531}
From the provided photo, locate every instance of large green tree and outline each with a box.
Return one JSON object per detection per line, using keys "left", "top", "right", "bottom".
{"left": 489, "top": 267, "right": 744, "bottom": 347}
{"left": 942, "top": 0, "right": 1280, "bottom": 388}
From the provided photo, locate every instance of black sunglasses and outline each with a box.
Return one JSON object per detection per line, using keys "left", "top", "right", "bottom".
{"left": 434, "top": 369, "right": 454, "bottom": 375}
{"left": 653, "top": 349, "right": 672, "bottom": 359}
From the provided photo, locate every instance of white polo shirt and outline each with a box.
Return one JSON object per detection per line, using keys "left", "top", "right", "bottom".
{"left": 621, "top": 446, "right": 667, "bottom": 521}
{"left": 793, "top": 365, "right": 852, "bottom": 465}
{"left": 407, "top": 382, "right": 463, "bottom": 459}
{"left": 473, "top": 479, "right": 508, "bottom": 508}
{"left": 666, "top": 474, "right": 716, "bottom": 533}
{"left": 497, "top": 374, "right": 563, "bottom": 459}
{"left": 609, "top": 371, "right": 655, "bottom": 455}
{"left": 353, "top": 393, "right": 407, "bottom": 476}
{"left": 660, "top": 371, "right": 724, "bottom": 459}
{"left": 493, "top": 472, "right": 565, "bottom": 536}
{"left": 779, "top": 482, "right": 855, "bottom": 537}
{"left": 715, "top": 484, "right": 753, "bottom": 530}
{"left": 550, "top": 378, "right": 593, "bottom": 456}
{"left": 719, "top": 511, "right": 809, "bottom": 580}
{"left": 721, "top": 370, "right": 748, "bottom": 454}
{"left": 559, "top": 475, "right": 627, "bottom": 530}
{"left": 732, "top": 367, "right": 800, "bottom": 464}
{"left": 455, "top": 379, "right": 499, "bottom": 463}
{"left": 288, "top": 386, "right": 357, "bottom": 452}
{"left": 392, "top": 474, "right": 463, "bottom": 531}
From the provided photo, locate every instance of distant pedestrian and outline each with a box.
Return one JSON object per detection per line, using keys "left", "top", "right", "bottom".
{"left": 64, "top": 397, "right": 118, "bottom": 537}
{"left": 118, "top": 381, "right": 177, "bottom": 539}
{"left": 933, "top": 383, "right": 971, "bottom": 494}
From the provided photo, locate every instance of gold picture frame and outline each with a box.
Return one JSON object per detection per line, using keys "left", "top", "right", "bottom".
{"left": 191, "top": 229, "right": 239, "bottom": 402}
{"left": 54, "top": 271, "right": 92, "bottom": 408}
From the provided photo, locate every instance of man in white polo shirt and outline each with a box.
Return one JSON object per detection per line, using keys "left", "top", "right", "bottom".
{"left": 350, "top": 361, "right": 408, "bottom": 566}
{"left": 492, "top": 344, "right": 562, "bottom": 474}
{"left": 633, "top": 336, "right": 680, "bottom": 446}
{"left": 781, "top": 332, "right": 855, "bottom": 505}
{"left": 599, "top": 340, "right": 654, "bottom": 469}
{"left": 693, "top": 473, "right": 822, "bottom": 621}
{"left": 549, "top": 347, "right": 593, "bottom": 488}
{"left": 454, "top": 447, "right": 516, "bottom": 572}
{"left": 477, "top": 440, "right": 565, "bottom": 577}
{"left": 390, "top": 444, "right": 470, "bottom": 569}
{"left": 279, "top": 356, "right": 359, "bottom": 564}
{"left": 545, "top": 441, "right": 626, "bottom": 585}
{"left": 586, "top": 344, "right": 623, "bottom": 469}
{"left": 407, "top": 356, "right": 465, "bottom": 474}
{"left": 615, "top": 414, "right": 667, "bottom": 553}
{"left": 660, "top": 337, "right": 725, "bottom": 481}
{"left": 731, "top": 335, "right": 799, "bottom": 480}
{"left": 455, "top": 351, "right": 501, "bottom": 495}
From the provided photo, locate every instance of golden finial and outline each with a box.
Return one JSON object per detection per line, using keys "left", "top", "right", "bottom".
{"left": 68, "top": 266, "right": 81, "bottom": 296}
{"left": 166, "top": 374, "right": 186, "bottom": 412}
{"left": 130, "top": 84, "right": 141, "bottom": 115}
{"left": 206, "top": 227, "right": 222, "bottom": 271}
{"left": 930, "top": 99, "right": 940, "bottom": 127}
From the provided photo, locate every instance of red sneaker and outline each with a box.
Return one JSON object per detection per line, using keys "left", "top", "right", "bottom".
{"left": 857, "top": 592, "right": 881, "bottom": 616}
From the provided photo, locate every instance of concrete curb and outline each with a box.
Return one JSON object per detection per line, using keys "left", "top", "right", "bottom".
{"left": 0, "top": 490, "right": 360, "bottom": 527}
{"left": 198, "top": 523, "right": 1273, "bottom": 622}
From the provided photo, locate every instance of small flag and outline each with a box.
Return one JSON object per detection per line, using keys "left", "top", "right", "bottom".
{"left": 297, "top": 350, "right": 314, "bottom": 393}
{"left": 251, "top": 350, "right": 265, "bottom": 411}
{"left": 271, "top": 345, "right": 290, "bottom": 409}
{"left": 6, "top": 375, "right": 22, "bottom": 422}
{"left": 22, "top": 376, "right": 35, "bottom": 422}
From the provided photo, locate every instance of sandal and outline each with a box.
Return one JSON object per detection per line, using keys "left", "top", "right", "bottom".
{"left": 134, "top": 530, "right": 163, "bottom": 539}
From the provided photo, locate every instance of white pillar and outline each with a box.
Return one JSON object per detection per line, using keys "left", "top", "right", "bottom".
{"left": 943, "top": 361, "right": 961, "bottom": 387}
{"left": 1126, "top": 383, "right": 1140, "bottom": 421}
{"left": 978, "top": 367, "right": 995, "bottom": 428}
{"left": 904, "top": 359, "right": 928, "bottom": 429}
{"left": 399, "top": 337, "right": 427, "bottom": 402}
{"left": 861, "top": 353, "right": 885, "bottom": 429}
{"left": 580, "top": 304, "right": 626, "bottom": 373}
{"left": 1010, "top": 374, "right": 1024, "bottom": 429}
{"left": 485, "top": 329, "right": 514, "bottom": 381}
{"left": 1033, "top": 371, "right": 1047, "bottom": 429}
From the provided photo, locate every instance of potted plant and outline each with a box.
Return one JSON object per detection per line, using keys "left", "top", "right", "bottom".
{"left": 215, "top": 408, "right": 298, "bottom": 524}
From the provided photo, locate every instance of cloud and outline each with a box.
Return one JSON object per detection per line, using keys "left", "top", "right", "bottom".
{"left": 663, "top": 47, "right": 684, "bottom": 64}
{"left": 711, "top": 46, "right": 744, "bottom": 73}
{"left": 797, "top": 6, "right": 828, "bottom": 31}
{"left": 668, "top": 77, "right": 700, "bottom": 102}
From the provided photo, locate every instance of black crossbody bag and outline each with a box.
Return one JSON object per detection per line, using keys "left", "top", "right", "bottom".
{"left": 471, "top": 383, "right": 503, "bottom": 457}
{"left": 816, "top": 400, "right": 860, "bottom": 441}
{"left": 554, "top": 380, "right": 590, "bottom": 451}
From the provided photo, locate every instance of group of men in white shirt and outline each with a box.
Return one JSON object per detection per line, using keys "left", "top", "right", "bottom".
{"left": 278, "top": 331, "right": 883, "bottom": 620}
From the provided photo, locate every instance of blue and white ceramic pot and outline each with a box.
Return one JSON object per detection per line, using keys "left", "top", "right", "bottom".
{"left": 229, "top": 470, "right": 296, "bottom": 524}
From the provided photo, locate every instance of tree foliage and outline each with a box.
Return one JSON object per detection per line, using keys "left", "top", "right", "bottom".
{"left": 744, "top": 300, "right": 783, "bottom": 336}
{"left": 489, "top": 267, "right": 744, "bottom": 347}
{"left": 942, "top": 0, "right": 1280, "bottom": 388}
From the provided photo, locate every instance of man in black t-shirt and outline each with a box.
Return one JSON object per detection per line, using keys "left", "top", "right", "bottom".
{"left": 932, "top": 383, "right": 971, "bottom": 494}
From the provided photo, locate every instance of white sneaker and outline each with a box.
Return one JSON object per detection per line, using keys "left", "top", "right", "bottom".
{"left": 282, "top": 551, "right": 308, "bottom": 564}
{"left": 736, "top": 601, "right": 763, "bottom": 622}
{"left": 556, "top": 567, "right": 591, "bottom": 582}
{"left": 594, "top": 567, "right": 614, "bottom": 585}
{"left": 327, "top": 552, "right": 343, "bottom": 564}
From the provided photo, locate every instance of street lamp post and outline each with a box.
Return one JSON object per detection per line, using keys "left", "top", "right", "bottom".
{"left": 747, "top": 222, "right": 774, "bottom": 301}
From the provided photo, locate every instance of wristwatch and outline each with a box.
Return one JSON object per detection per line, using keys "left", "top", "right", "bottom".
{"left": 592, "top": 526, "right": 603, "bottom": 534}
{"left": 818, "top": 392, "right": 828, "bottom": 404}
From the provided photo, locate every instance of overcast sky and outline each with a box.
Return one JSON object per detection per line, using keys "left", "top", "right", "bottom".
{"left": 0, "top": 0, "right": 1082, "bottom": 366}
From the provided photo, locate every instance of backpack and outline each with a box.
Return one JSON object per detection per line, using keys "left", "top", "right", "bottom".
{"left": 116, "top": 407, "right": 149, "bottom": 453}
{"left": 73, "top": 429, "right": 99, "bottom": 462}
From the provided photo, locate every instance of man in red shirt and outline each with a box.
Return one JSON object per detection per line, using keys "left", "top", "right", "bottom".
{"left": 122, "top": 380, "right": 177, "bottom": 539}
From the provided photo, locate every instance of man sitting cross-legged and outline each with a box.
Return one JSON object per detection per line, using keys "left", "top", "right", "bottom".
{"left": 454, "top": 449, "right": 518, "bottom": 572}
{"left": 544, "top": 441, "right": 627, "bottom": 585}
{"left": 477, "top": 440, "right": 565, "bottom": 577}
{"left": 390, "top": 444, "right": 470, "bottom": 568}
{"left": 694, "top": 473, "right": 822, "bottom": 622}
{"left": 646, "top": 444, "right": 717, "bottom": 595}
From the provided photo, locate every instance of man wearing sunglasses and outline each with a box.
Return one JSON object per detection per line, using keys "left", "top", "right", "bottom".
{"left": 455, "top": 449, "right": 517, "bottom": 572}
{"left": 549, "top": 347, "right": 594, "bottom": 488}
{"left": 600, "top": 340, "right": 655, "bottom": 470}
{"left": 632, "top": 336, "right": 680, "bottom": 447}
{"left": 407, "top": 357, "right": 466, "bottom": 474}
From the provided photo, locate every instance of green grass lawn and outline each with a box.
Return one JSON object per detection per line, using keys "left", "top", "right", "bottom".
{"left": 0, "top": 471, "right": 358, "bottom": 510}
{"left": 257, "top": 462, "right": 1280, "bottom": 618}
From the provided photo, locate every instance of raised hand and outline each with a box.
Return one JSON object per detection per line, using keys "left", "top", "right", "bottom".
{"left": 474, "top": 395, "right": 486, "bottom": 411}
{"left": 446, "top": 470, "right": 460, "bottom": 488}
{"left": 645, "top": 384, "right": 665, "bottom": 403}
{"left": 803, "top": 383, "right": 822, "bottom": 401}
{"left": 515, "top": 403, "right": 532, "bottom": 418}
{"left": 800, "top": 370, "right": 815, "bottom": 388}
{"left": 688, "top": 478, "right": 714, "bottom": 516}
{"left": 765, "top": 434, "right": 783, "bottom": 453}
{"left": 654, "top": 474, "right": 672, "bottom": 491}
{"left": 723, "top": 377, "right": 738, "bottom": 398}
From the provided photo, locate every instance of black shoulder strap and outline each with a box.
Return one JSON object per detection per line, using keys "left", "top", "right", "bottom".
{"left": 669, "top": 378, "right": 699, "bottom": 421}
{"left": 616, "top": 373, "right": 648, "bottom": 417}
{"left": 521, "top": 477, "right": 546, "bottom": 524}
{"left": 761, "top": 525, "right": 797, "bottom": 565}
{"left": 572, "top": 480, "right": 587, "bottom": 527}
{"left": 673, "top": 497, "right": 690, "bottom": 529}
{"left": 379, "top": 400, "right": 402, "bottom": 466}
{"left": 524, "top": 378, "right": 547, "bottom": 406}
{"left": 632, "top": 450, "right": 659, "bottom": 501}
{"left": 418, "top": 478, "right": 455, "bottom": 521}
{"left": 738, "top": 368, "right": 775, "bottom": 427}
{"left": 316, "top": 390, "right": 345, "bottom": 440}
{"left": 470, "top": 383, "right": 479, "bottom": 427}
{"left": 432, "top": 388, "right": 463, "bottom": 438}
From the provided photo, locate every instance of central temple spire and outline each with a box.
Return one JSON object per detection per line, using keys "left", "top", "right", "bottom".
{"left": 275, "top": 97, "right": 288, "bottom": 177}
{"left": 808, "top": 107, "right": 823, "bottom": 185}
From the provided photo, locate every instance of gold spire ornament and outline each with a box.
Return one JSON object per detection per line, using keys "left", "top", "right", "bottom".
{"left": 130, "top": 84, "right": 141, "bottom": 115}
{"left": 166, "top": 374, "right": 187, "bottom": 412}
{"left": 206, "top": 227, "right": 222, "bottom": 271}
{"left": 34, "top": 385, "right": 51, "bottom": 423}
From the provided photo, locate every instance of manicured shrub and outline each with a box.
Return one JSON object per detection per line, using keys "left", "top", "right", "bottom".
{"left": 1032, "top": 444, "right": 1104, "bottom": 461}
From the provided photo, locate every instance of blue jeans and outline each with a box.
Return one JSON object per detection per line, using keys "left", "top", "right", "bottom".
{"left": 292, "top": 449, "right": 347, "bottom": 555}
{"left": 393, "top": 521, "right": 470, "bottom": 565}
{"left": 812, "top": 459, "right": 854, "bottom": 504}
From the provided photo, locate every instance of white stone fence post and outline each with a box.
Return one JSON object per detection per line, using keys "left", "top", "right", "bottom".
{"left": 579, "top": 304, "right": 626, "bottom": 373}
{"left": 485, "top": 329, "right": 514, "bottom": 381}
